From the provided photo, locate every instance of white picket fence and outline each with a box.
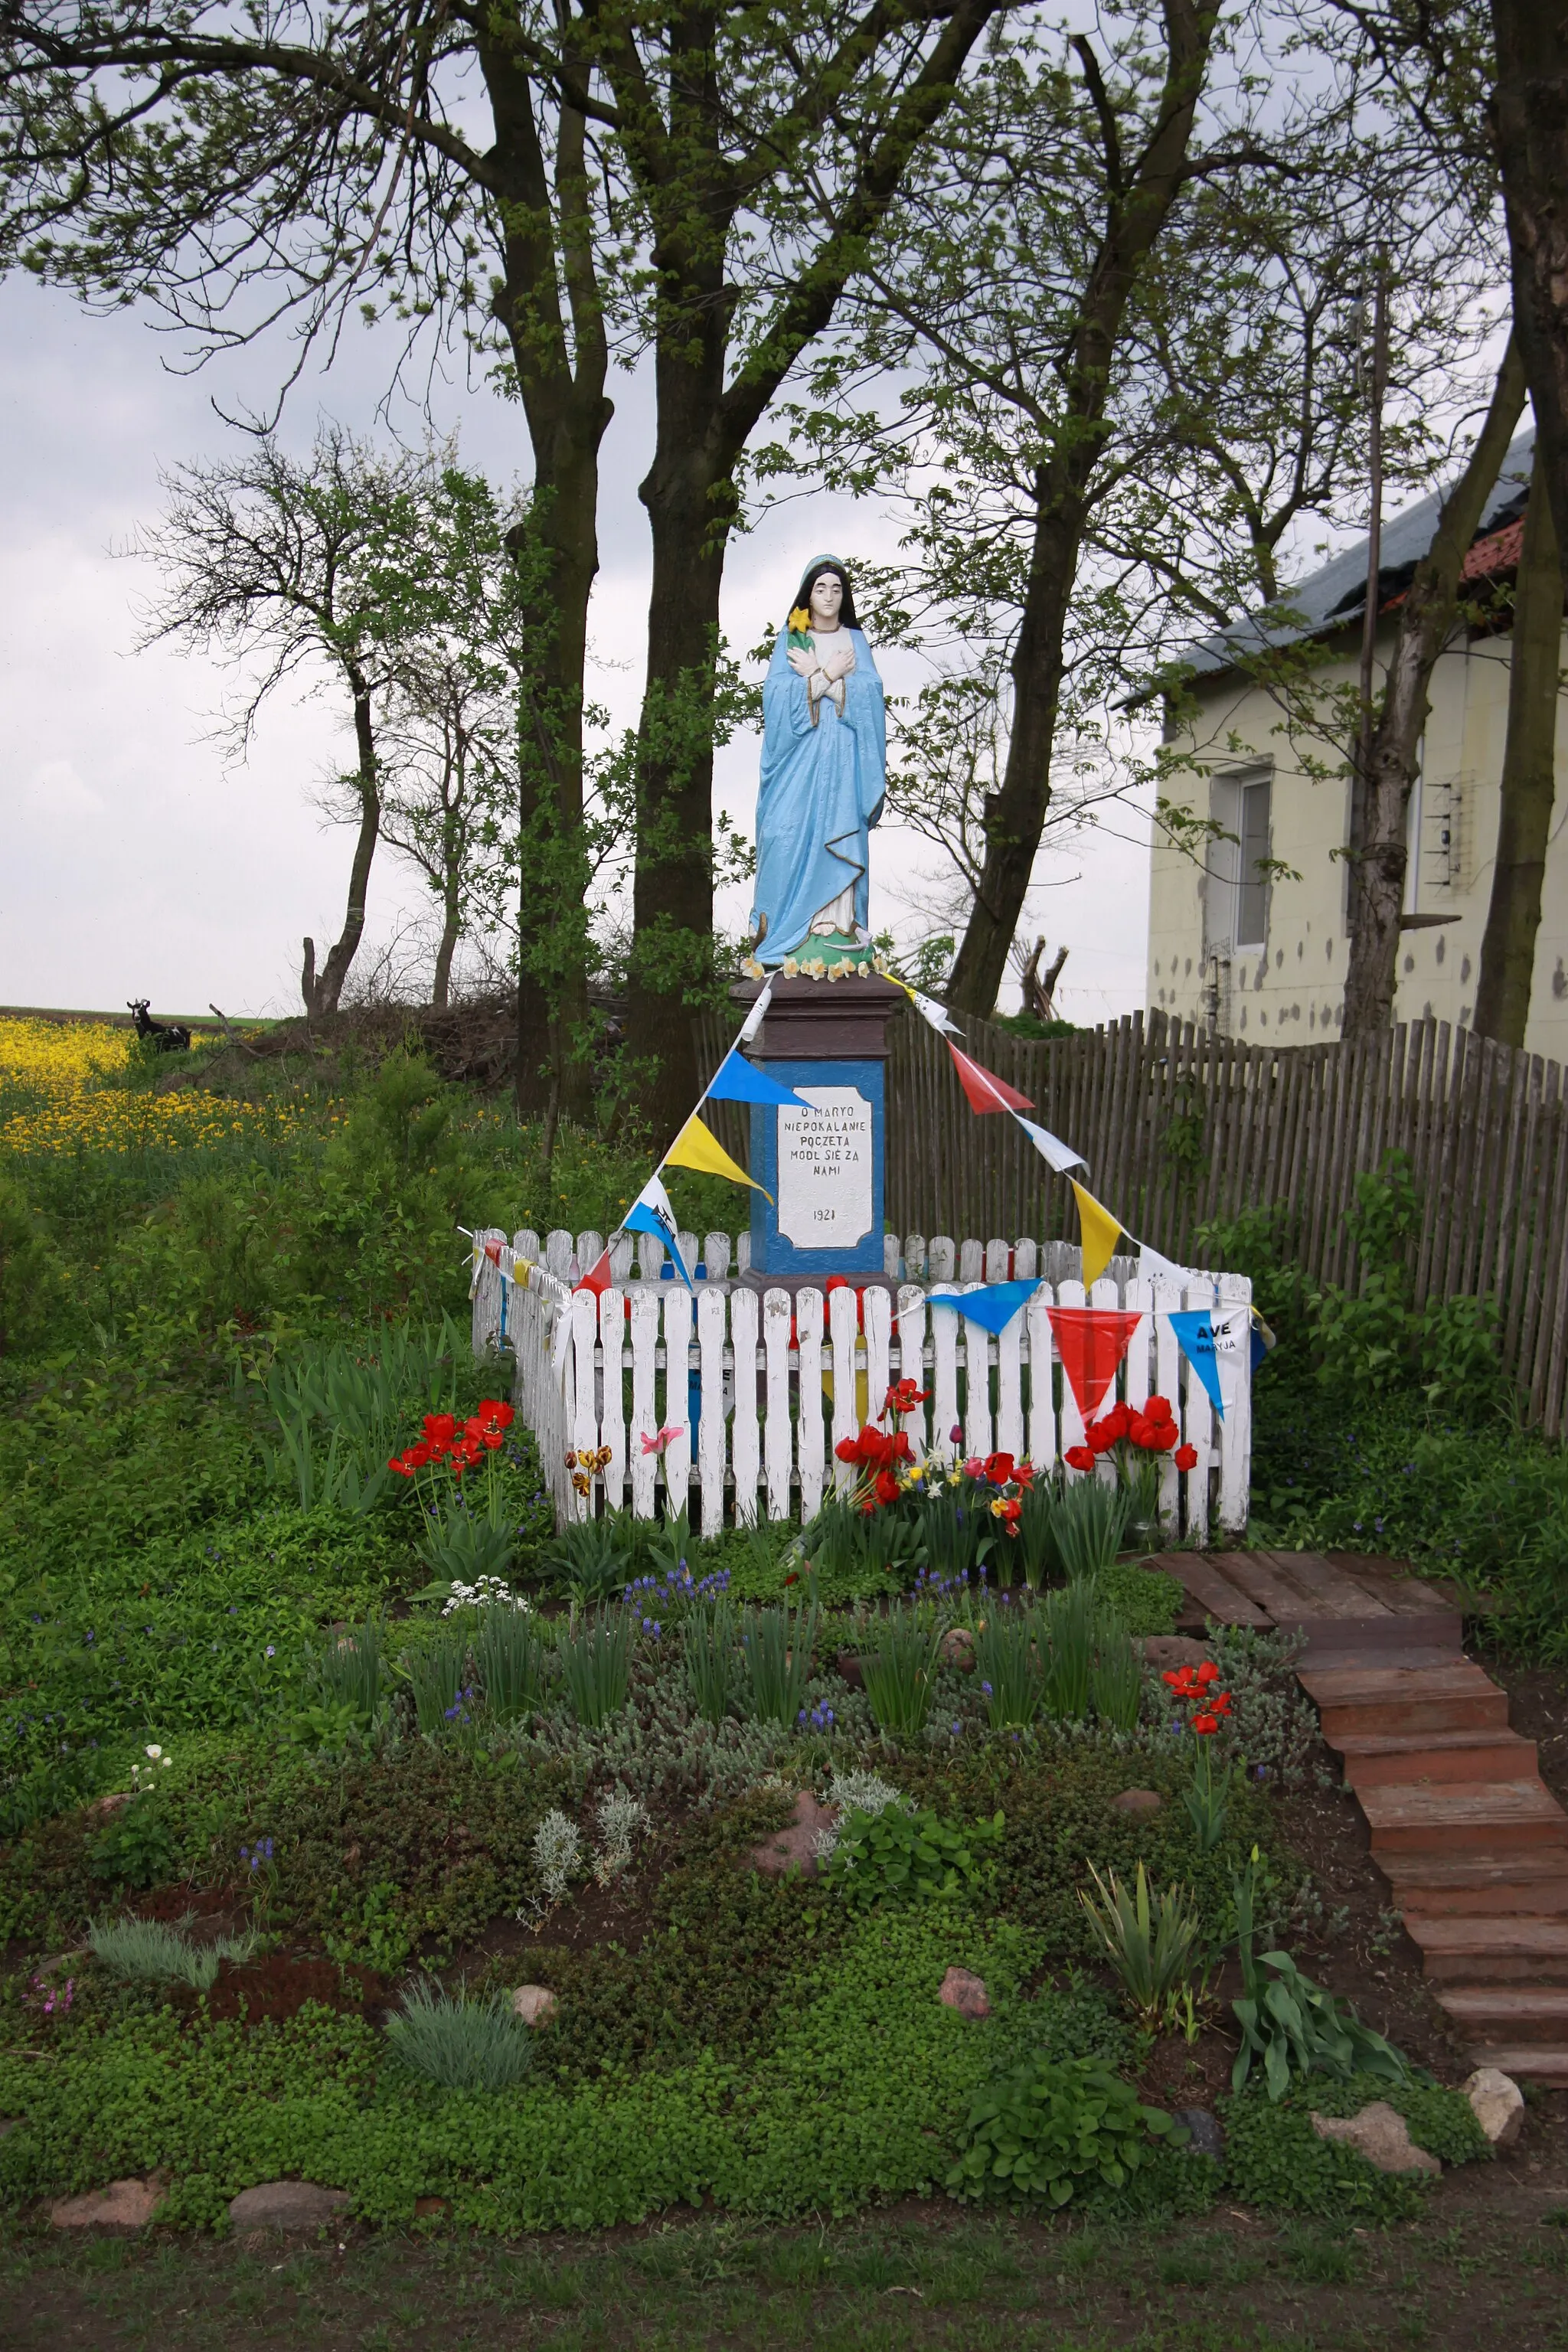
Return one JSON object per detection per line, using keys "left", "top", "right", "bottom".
{"left": 472, "top": 1227, "right": 1253, "bottom": 1542}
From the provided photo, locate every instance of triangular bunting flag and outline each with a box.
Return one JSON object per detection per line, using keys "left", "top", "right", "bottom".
{"left": 1045, "top": 1305, "right": 1142, "bottom": 1423}
{"left": 1210, "top": 1305, "right": 1251, "bottom": 1423}
{"left": 1138, "top": 1241, "right": 1194, "bottom": 1288}
{"left": 926, "top": 1279, "right": 1043, "bottom": 1335}
{"left": 1014, "top": 1112, "right": 1086, "bottom": 1175}
{"left": 737, "top": 977, "right": 774, "bottom": 1045}
{"left": 620, "top": 1175, "right": 694, "bottom": 1289}
{"left": 1167, "top": 1310, "right": 1223, "bottom": 1417}
{"left": 575, "top": 1246, "right": 612, "bottom": 1298}
{"left": 1070, "top": 1181, "right": 1124, "bottom": 1288}
{"left": 664, "top": 1112, "right": 773, "bottom": 1200}
{"left": 1250, "top": 1306, "right": 1276, "bottom": 1375}
{"left": 906, "top": 983, "right": 964, "bottom": 1038}
{"left": 704, "top": 1049, "right": 805, "bottom": 1108}
{"left": 947, "top": 1040, "right": 1035, "bottom": 1113}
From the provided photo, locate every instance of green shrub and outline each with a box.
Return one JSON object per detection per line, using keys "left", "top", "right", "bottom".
{"left": 947, "top": 2054, "right": 1187, "bottom": 2206}
{"left": 0, "top": 1172, "right": 64, "bottom": 1357}
{"left": 824, "top": 1802, "right": 1004, "bottom": 1909}
{"left": 1220, "top": 2073, "right": 1488, "bottom": 2220}
{"left": 385, "top": 1982, "right": 535, "bottom": 2092}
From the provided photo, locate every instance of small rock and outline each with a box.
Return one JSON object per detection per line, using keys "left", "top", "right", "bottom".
{"left": 1310, "top": 2102, "right": 1440, "bottom": 2177}
{"left": 83, "top": 1792, "right": 132, "bottom": 1821}
{"left": 414, "top": 2195, "right": 449, "bottom": 2219}
{"left": 1111, "top": 1788, "right": 1164, "bottom": 1815}
{"left": 1138, "top": 1636, "right": 1211, "bottom": 1670}
{"left": 750, "top": 1790, "right": 838, "bottom": 1879}
{"left": 51, "top": 2176, "right": 165, "bottom": 2230}
{"left": 1171, "top": 2107, "right": 1224, "bottom": 2160}
{"left": 511, "top": 1984, "right": 559, "bottom": 2027}
{"left": 939, "top": 1628, "right": 975, "bottom": 1671}
{"left": 227, "top": 2181, "right": 351, "bottom": 2230}
{"left": 938, "top": 1965, "right": 990, "bottom": 2019}
{"left": 1462, "top": 2066, "right": 1525, "bottom": 2149}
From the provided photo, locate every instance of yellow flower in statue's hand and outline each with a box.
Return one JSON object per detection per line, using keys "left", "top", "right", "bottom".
{"left": 788, "top": 606, "right": 812, "bottom": 632}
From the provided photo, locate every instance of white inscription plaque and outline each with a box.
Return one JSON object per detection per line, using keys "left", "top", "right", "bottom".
{"left": 776, "top": 1084, "right": 874, "bottom": 1248}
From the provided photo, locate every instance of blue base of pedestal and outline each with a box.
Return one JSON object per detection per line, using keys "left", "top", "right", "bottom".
{"left": 748, "top": 1057, "right": 886, "bottom": 1277}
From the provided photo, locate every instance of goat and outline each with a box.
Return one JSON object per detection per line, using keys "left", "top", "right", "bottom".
{"left": 127, "top": 999, "right": 192, "bottom": 1053}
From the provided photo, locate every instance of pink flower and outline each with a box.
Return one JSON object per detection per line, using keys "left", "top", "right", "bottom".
{"left": 640, "top": 1425, "right": 684, "bottom": 1457}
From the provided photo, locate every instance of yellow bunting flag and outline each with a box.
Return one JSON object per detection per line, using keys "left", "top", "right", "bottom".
{"left": 1070, "top": 1180, "right": 1124, "bottom": 1289}
{"left": 664, "top": 1113, "right": 774, "bottom": 1201}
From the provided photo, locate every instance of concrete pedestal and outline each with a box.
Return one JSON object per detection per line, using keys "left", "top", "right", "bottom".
{"left": 730, "top": 974, "right": 905, "bottom": 1282}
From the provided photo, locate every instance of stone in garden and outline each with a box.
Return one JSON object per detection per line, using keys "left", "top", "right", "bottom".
{"left": 1112, "top": 1788, "right": 1163, "bottom": 1815}
{"left": 1138, "top": 1636, "right": 1210, "bottom": 1671}
{"left": 51, "top": 2176, "right": 165, "bottom": 2229}
{"left": 1309, "top": 2102, "right": 1439, "bottom": 2176}
{"left": 939, "top": 1966, "right": 990, "bottom": 2019}
{"left": 750, "top": 1790, "right": 837, "bottom": 1878}
{"left": 939, "top": 1628, "right": 975, "bottom": 1671}
{"left": 511, "top": 1984, "right": 559, "bottom": 2027}
{"left": 1171, "top": 2107, "right": 1224, "bottom": 2160}
{"left": 227, "top": 2180, "right": 351, "bottom": 2229}
{"left": 835, "top": 1650, "right": 864, "bottom": 1689}
{"left": 1462, "top": 2066, "right": 1524, "bottom": 2148}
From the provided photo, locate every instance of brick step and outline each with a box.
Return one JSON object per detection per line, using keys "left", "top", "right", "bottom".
{"left": 1361, "top": 1776, "right": 1568, "bottom": 1856}
{"left": 1334, "top": 1727, "right": 1538, "bottom": 1790}
{"left": 1304, "top": 1663, "right": 1510, "bottom": 1740}
{"left": 1384, "top": 1853, "right": 1568, "bottom": 1916}
{"left": 1465, "top": 2045, "right": 1568, "bottom": 2085}
{"left": 1403, "top": 1916, "right": 1568, "bottom": 1982}
{"left": 1435, "top": 1985, "right": 1568, "bottom": 2041}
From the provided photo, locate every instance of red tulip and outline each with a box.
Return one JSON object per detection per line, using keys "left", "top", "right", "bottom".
{"left": 984, "top": 1451, "right": 1015, "bottom": 1487}
{"left": 1063, "top": 1444, "right": 1095, "bottom": 1473}
{"left": 874, "top": 1468, "right": 900, "bottom": 1506}
{"left": 1173, "top": 1442, "right": 1198, "bottom": 1473}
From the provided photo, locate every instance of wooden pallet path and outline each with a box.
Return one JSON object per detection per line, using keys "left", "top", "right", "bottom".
{"left": 1144, "top": 1548, "right": 1568, "bottom": 2085}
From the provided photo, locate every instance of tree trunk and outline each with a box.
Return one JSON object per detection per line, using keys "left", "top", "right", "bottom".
{"left": 947, "top": 0, "right": 1217, "bottom": 1019}
{"left": 480, "top": 39, "right": 611, "bottom": 1126}
{"left": 433, "top": 867, "right": 461, "bottom": 1013}
{"left": 308, "top": 672, "right": 381, "bottom": 1016}
{"left": 1475, "top": 446, "right": 1563, "bottom": 1046}
{"left": 1341, "top": 338, "right": 1527, "bottom": 1036}
{"left": 626, "top": 316, "right": 735, "bottom": 1140}
{"left": 1491, "top": 0, "right": 1568, "bottom": 564}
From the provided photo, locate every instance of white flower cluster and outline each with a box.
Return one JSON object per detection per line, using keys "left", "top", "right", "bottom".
{"left": 442, "top": 1576, "right": 531, "bottom": 1616}
{"left": 129, "top": 1743, "right": 173, "bottom": 1795}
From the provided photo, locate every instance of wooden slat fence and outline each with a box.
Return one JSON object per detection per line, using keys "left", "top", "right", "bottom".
{"left": 695, "top": 1006, "right": 1568, "bottom": 1436}
{"left": 475, "top": 1223, "right": 1252, "bottom": 1539}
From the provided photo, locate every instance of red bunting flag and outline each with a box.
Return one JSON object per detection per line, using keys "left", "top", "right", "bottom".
{"left": 575, "top": 1247, "right": 612, "bottom": 1298}
{"left": 482, "top": 1238, "right": 505, "bottom": 1267}
{"left": 1046, "top": 1305, "right": 1142, "bottom": 1424}
{"left": 946, "top": 1041, "right": 1034, "bottom": 1113}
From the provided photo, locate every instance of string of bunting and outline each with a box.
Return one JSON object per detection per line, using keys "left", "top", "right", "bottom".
{"left": 902, "top": 988, "right": 1272, "bottom": 1411}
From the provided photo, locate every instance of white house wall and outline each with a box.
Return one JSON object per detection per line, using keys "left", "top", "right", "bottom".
{"left": 1146, "top": 619, "right": 1568, "bottom": 1059}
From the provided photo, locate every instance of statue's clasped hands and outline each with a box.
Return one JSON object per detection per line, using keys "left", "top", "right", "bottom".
{"left": 789, "top": 642, "right": 854, "bottom": 685}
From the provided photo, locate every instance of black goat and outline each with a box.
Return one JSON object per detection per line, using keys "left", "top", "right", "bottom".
{"left": 127, "top": 998, "right": 192, "bottom": 1053}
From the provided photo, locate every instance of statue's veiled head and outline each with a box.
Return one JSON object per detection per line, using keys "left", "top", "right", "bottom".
{"left": 789, "top": 555, "right": 858, "bottom": 631}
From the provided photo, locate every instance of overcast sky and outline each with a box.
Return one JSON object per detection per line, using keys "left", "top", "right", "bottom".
{"left": 0, "top": 273, "right": 1152, "bottom": 1024}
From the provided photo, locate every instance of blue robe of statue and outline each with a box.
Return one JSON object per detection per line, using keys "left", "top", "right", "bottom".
{"left": 750, "top": 622, "right": 886, "bottom": 963}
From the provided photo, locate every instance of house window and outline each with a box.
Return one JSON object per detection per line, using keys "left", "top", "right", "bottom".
{"left": 1204, "top": 763, "right": 1273, "bottom": 956}
{"left": 1236, "top": 776, "right": 1272, "bottom": 949}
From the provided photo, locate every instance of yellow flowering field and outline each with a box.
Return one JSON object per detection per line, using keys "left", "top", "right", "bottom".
{"left": 0, "top": 1016, "right": 314, "bottom": 1156}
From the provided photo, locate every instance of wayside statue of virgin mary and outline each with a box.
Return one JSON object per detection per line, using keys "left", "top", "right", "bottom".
{"left": 748, "top": 555, "right": 886, "bottom": 969}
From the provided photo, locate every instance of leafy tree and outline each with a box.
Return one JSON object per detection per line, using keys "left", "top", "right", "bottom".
{"left": 134, "top": 429, "right": 446, "bottom": 1017}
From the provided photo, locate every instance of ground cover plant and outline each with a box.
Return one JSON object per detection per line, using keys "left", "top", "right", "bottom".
{"left": 0, "top": 1017, "right": 1505, "bottom": 2248}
